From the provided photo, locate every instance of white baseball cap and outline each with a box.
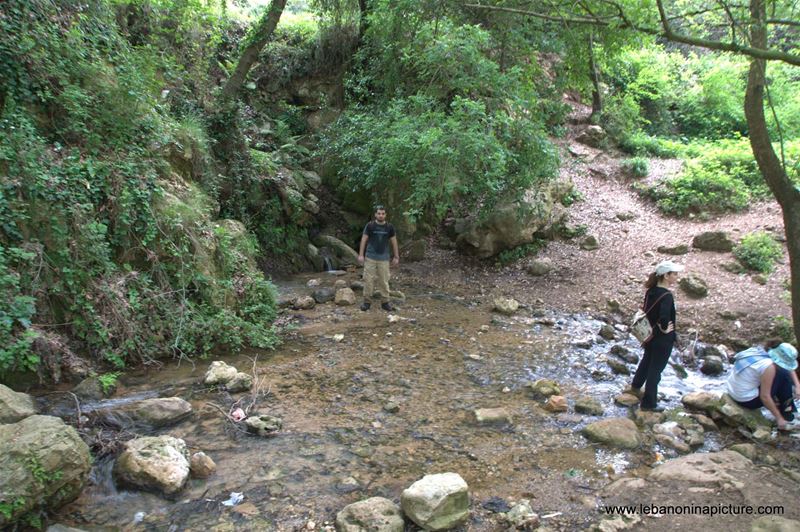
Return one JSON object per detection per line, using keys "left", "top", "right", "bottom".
{"left": 654, "top": 260, "right": 685, "bottom": 275}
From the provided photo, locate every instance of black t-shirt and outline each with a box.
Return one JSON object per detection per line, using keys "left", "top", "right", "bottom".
{"left": 644, "top": 286, "right": 676, "bottom": 339}
{"left": 363, "top": 221, "right": 395, "bottom": 261}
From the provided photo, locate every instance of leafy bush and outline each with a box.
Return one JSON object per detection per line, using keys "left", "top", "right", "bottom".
{"left": 648, "top": 161, "right": 751, "bottom": 215}
{"left": 734, "top": 232, "right": 783, "bottom": 273}
{"left": 496, "top": 240, "right": 547, "bottom": 266}
{"left": 619, "top": 132, "right": 681, "bottom": 158}
{"left": 622, "top": 157, "right": 649, "bottom": 178}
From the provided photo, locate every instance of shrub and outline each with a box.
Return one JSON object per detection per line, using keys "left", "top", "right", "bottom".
{"left": 650, "top": 161, "right": 751, "bottom": 215}
{"left": 619, "top": 132, "right": 681, "bottom": 158}
{"left": 496, "top": 240, "right": 546, "bottom": 266}
{"left": 734, "top": 232, "right": 783, "bottom": 273}
{"left": 622, "top": 157, "right": 650, "bottom": 178}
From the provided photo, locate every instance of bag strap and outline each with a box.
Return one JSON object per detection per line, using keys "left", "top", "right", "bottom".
{"left": 642, "top": 291, "right": 669, "bottom": 315}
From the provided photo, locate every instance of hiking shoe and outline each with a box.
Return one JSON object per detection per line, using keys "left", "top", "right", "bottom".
{"left": 381, "top": 302, "right": 394, "bottom": 312}
{"left": 360, "top": 302, "right": 371, "bottom": 311}
{"left": 780, "top": 419, "right": 800, "bottom": 431}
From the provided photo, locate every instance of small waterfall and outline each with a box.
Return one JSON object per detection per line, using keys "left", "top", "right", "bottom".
{"left": 322, "top": 257, "right": 333, "bottom": 271}
{"left": 89, "top": 455, "right": 118, "bottom": 497}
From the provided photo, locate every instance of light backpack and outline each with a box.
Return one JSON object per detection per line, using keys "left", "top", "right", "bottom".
{"left": 630, "top": 291, "right": 669, "bottom": 344}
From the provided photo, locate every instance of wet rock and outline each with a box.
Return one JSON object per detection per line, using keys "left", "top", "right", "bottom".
{"left": 493, "top": 297, "right": 519, "bottom": 316}
{"left": 599, "top": 324, "right": 616, "bottom": 340}
{"left": 114, "top": 436, "right": 190, "bottom": 496}
{"left": 681, "top": 391, "right": 722, "bottom": 412}
{"left": 692, "top": 414, "right": 718, "bottom": 431}
{"left": 657, "top": 244, "right": 689, "bottom": 255}
{"left": 750, "top": 516, "right": 800, "bottom": 532}
{"left": 653, "top": 421, "right": 682, "bottom": 439}
{"left": 401, "top": 473, "right": 470, "bottom": 531}
{"left": 582, "top": 418, "right": 641, "bottom": 449}
{"left": 474, "top": 408, "right": 512, "bottom": 425}
{"left": 335, "top": 497, "right": 404, "bottom": 532}
{"left": 72, "top": 375, "right": 115, "bottom": 400}
{"left": 655, "top": 434, "right": 691, "bottom": 453}
{"left": 0, "top": 416, "right": 91, "bottom": 528}
{"left": 700, "top": 355, "right": 725, "bottom": 376}
{"left": 122, "top": 397, "right": 193, "bottom": 428}
{"left": 528, "top": 379, "right": 560, "bottom": 399}
{"left": 504, "top": 499, "right": 539, "bottom": 529}
{"left": 334, "top": 279, "right": 348, "bottom": 290}
{"left": 614, "top": 393, "right": 640, "bottom": 407}
{"left": 580, "top": 234, "right": 599, "bottom": 250}
{"left": 226, "top": 372, "right": 253, "bottom": 393}
{"left": 648, "top": 450, "right": 751, "bottom": 488}
{"left": 190, "top": 451, "right": 216, "bottom": 479}
{"left": 293, "top": 295, "right": 316, "bottom": 310}
{"left": 610, "top": 345, "right": 639, "bottom": 364}
{"left": 679, "top": 275, "right": 709, "bottom": 298}
{"left": 606, "top": 358, "right": 630, "bottom": 375}
{"left": 544, "top": 395, "right": 568, "bottom": 413}
{"left": 574, "top": 397, "right": 604, "bottom": 416}
{"left": 634, "top": 409, "right": 665, "bottom": 426}
{"left": 728, "top": 443, "right": 757, "bottom": 461}
{"left": 336, "top": 476, "right": 361, "bottom": 494}
{"left": 244, "top": 414, "right": 283, "bottom": 437}
{"left": 312, "top": 235, "right": 359, "bottom": 266}
{"left": 717, "top": 394, "right": 771, "bottom": 431}
{"left": 350, "top": 280, "right": 365, "bottom": 292}
{"left": 335, "top": 288, "right": 357, "bottom": 306}
{"left": 692, "top": 231, "right": 734, "bottom": 252}
{"left": 307, "top": 278, "right": 321, "bottom": 288}
{"left": 313, "top": 287, "right": 336, "bottom": 304}
{"left": 526, "top": 258, "right": 554, "bottom": 276}
{"left": 0, "top": 384, "right": 37, "bottom": 424}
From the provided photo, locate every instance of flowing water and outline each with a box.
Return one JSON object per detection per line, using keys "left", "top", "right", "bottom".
{"left": 49, "top": 272, "right": 736, "bottom": 531}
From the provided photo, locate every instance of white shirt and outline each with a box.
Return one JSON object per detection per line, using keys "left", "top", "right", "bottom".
{"left": 726, "top": 357, "right": 774, "bottom": 402}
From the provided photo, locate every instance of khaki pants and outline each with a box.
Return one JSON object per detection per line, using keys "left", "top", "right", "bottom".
{"left": 363, "top": 258, "right": 390, "bottom": 303}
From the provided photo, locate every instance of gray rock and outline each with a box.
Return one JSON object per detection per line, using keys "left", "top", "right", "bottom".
{"left": 648, "top": 450, "right": 751, "bottom": 487}
{"left": 728, "top": 443, "right": 758, "bottom": 461}
{"left": 614, "top": 393, "right": 640, "bottom": 407}
{"left": 504, "top": 499, "right": 539, "bottom": 529}
{"left": 226, "top": 371, "right": 253, "bottom": 393}
{"left": 401, "top": 473, "right": 470, "bottom": 531}
{"left": 576, "top": 125, "right": 607, "bottom": 148}
{"left": 350, "top": 280, "right": 365, "bottom": 292}
{"left": 334, "top": 279, "right": 348, "bottom": 290}
{"left": 313, "top": 287, "right": 336, "bottom": 304}
{"left": 574, "top": 397, "right": 605, "bottom": 416}
{"left": 204, "top": 361, "right": 252, "bottom": 392}
{"left": 244, "top": 414, "right": 283, "bottom": 437}
{"left": 657, "top": 244, "right": 689, "bottom": 255}
{"left": 312, "top": 234, "right": 359, "bottom": 266}
{"left": 0, "top": 416, "right": 91, "bottom": 527}
{"left": 700, "top": 355, "right": 725, "bottom": 376}
{"left": 335, "top": 497, "right": 404, "bottom": 532}
{"left": 599, "top": 324, "right": 616, "bottom": 340}
{"left": 692, "top": 231, "right": 734, "bottom": 252}
{"left": 493, "top": 297, "right": 519, "bottom": 316}
{"left": 474, "top": 408, "right": 512, "bottom": 425}
{"left": 526, "top": 258, "right": 554, "bottom": 276}
{"left": 582, "top": 418, "right": 641, "bottom": 449}
{"left": 0, "top": 384, "right": 37, "bottom": 424}
{"left": 655, "top": 433, "right": 691, "bottom": 453}
{"left": 335, "top": 288, "right": 357, "bottom": 306}
{"left": 680, "top": 275, "right": 709, "bottom": 298}
{"left": 615, "top": 211, "right": 636, "bottom": 221}
{"left": 580, "top": 234, "right": 599, "bottom": 250}
{"left": 681, "top": 391, "right": 722, "bottom": 412}
{"left": 610, "top": 345, "right": 639, "bottom": 364}
{"left": 122, "top": 397, "right": 193, "bottom": 428}
{"left": 717, "top": 394, "right": 771, "bottom": 431}
{"left": 607, "top": 358, "right": 630, "bottom": 375}
{"left": 72, "top": 376, "right": 115, "bottom": 400}
{"left": 114, "top": 436, "right": 190, "bottom": 496}
{"left": 293, "top": 295, "right": 316, "bottom": 310}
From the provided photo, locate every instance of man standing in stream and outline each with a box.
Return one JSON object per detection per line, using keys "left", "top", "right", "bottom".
{"left": 358, "top": 205, "right": 400, "bottom": 312}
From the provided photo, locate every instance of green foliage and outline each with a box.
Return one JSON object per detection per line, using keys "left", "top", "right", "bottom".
{"left": 0, "top": 498, "right": 26, "bottom": 521}
{"left": 97, "top": 372, "right": 120, "bottom": 394}
{"left": 560, "top": 187, "right": 584, "bottom": 207}
{"left": 321, "top": 95, "right": 557, "bottom": 221}
{"left": 496, "top": 240, "right": 546, "bottom": 266}
{"left": 771, "top": 316, "right": 797, "bottom": 345}
{"left": 621, "top": 157, "right": 649, "bottom": 178}
{"left": 646, "top": 162, "right": 751, "bottom": 216}
{"left": 27, "top": 453, "right": 62, "bottom": 486}
{"left": 734, "top": 232, "right": 783, "bottom": 274}
{"left": 0, "top": 247, "right": 38, "bottom": 374}
{"left": 619, "top": 132, "right": 681, "bottom": 158}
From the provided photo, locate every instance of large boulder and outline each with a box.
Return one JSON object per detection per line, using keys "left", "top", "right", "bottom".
{"left": 335, "top": 497, "right": 405, "bottom": 532}
{"left": 0, "top": 416, "right": 91, "bottom": 527}
{"left": 576, "top": 125, "right": 607, "bottom": 148}
{"left": 312, "top": 234, "right": 359, "bottom": 266}
{"left": 401, "top": 473, "right": 470, "bottom": 531}
{"left": 648, "top": 450, "right": 752, "bottom": 487}
{"left": 0, "top": 384, "right": 37, "bottom": 424}
{"left": 582, "top": 418, "right": 641, "bottom": 449}
{"left": 121, "top": 397, "right": 193, "bottom": 428}
{"left": 113, "top": 436, "right": 190, "bottom": 496}
{"left": 692, "top": 231, "right": 735, "bottom": 252}
{"left": 679, "top": 275, "right": 709, "bottom": 298}
{"left": 203, "top": 361, "right": 252, "bottom": 393}
{"left": 453, "top": 185, "right": 567, "bottom": 258}
{"left": 681, "top": 392, "right": 723, "bottom": 412}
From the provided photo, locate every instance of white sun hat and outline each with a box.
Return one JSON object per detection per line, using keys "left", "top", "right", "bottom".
{"left": 654, "top": 260, "right": 685, "bottom": 276}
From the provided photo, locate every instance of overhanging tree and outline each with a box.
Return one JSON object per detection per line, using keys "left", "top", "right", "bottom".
{"left": 467, "top": 0, "right": 800, "bottom": 342}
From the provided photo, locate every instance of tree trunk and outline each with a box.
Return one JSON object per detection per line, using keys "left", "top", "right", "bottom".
{"left": 588, "top": 31, "right": 602, "bottom": 121}
{"left": 220, "top": 0, "right": 287, "bottom": 100}
{"left": 744, "top": 0, "right": 800, "bottom": 342}
{"left": 359, "top": 0, "right": 369, "bottom": 40}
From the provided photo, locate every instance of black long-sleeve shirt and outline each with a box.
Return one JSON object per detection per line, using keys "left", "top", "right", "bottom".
{"left": 644, "top": 287, "right": 676, "bottom": 339}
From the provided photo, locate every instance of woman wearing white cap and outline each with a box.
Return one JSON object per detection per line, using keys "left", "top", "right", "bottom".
{"left": 726, "top": 340, "right": 799, "bottom": 430}
{"left": 629, "top": 260, "right": 684, "bottom": 411}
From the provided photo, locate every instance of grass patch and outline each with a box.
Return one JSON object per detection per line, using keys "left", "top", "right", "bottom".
{"left": 733, "top": 231, "right": 783, "bottom": 273}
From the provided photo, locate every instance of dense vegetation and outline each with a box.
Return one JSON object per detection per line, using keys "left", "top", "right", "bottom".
{"left": 1, "top": 0, "right": 798, "bottom": 378}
